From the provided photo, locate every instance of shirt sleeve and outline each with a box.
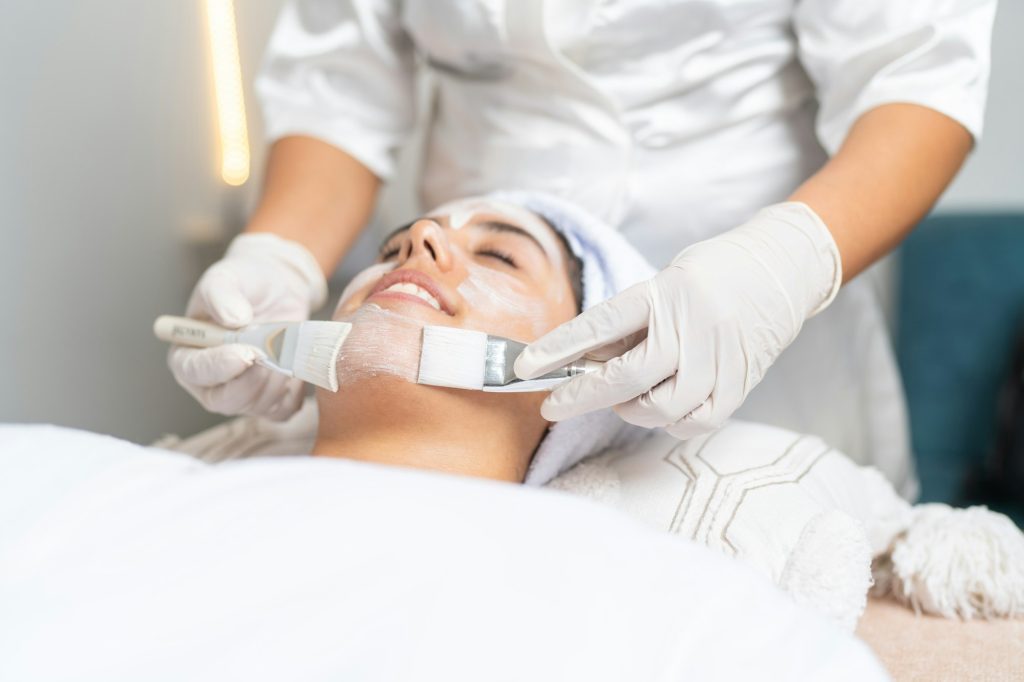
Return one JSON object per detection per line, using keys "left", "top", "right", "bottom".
{"left": 255, "top": 0, "right": 416, "bottom": 180}
{"left": 794, "top": 0, "right": 997, "bottom": 155}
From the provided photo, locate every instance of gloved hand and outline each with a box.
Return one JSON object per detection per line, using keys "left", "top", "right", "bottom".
{"left": 514, "top": 202, "right": 843, "bottom": 439}
{"left": 168, "top": 233, "right": 328, "bottom": 420}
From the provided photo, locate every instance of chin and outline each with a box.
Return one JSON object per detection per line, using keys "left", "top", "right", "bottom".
{"left": 317, "top": 375, "right": 446, "bottom": 406}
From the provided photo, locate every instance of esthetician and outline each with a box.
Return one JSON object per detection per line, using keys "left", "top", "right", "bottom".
{"left": 171, "top": 0, "right": 996, "bottom": 496}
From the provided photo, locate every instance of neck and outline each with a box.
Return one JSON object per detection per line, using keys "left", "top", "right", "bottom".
{"left": 313, "top": 379, "right": 547, "bottom": 483}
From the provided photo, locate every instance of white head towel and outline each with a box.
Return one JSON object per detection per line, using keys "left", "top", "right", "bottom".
{"left": 488, "top": 191, "right": 658, "bottom": 485}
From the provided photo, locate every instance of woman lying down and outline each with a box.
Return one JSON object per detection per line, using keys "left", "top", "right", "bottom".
{"left": 0, "top": 194, "right": 1015, "bottom": 680}
{"left": 175, "top": 190, "right": 1024, "bottom": 630}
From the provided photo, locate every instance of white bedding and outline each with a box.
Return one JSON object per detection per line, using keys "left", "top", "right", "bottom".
{"left": 0, "top": 425, "right": 887, "bottom": 681}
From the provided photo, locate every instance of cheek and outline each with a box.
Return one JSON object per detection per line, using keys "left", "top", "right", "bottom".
{"left": 457, "top": 265, "right": 567, "bottom": 340}
{"left": 333, "top": 262, "right": 397, "bottom": 318}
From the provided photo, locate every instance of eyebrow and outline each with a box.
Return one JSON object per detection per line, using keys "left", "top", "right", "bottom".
{"left": 378, "top": 218, "right": 551, "bottom": 261}
{"left": 475, "top": 220, "right": 550, "bottom": 260}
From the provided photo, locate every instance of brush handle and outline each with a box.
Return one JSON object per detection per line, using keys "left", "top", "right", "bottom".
{"left": 153, "top": 315, "right": 232, "bottom": 348}
{"left": 483, "top": 358, "right": 605, "bottom": 393}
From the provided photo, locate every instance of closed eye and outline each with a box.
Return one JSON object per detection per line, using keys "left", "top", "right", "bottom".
{"left": 477, "top": 249, "right": 517, "bottom": 268}
{"left": 379, "top": 244, "right": 401, "bottom": 261}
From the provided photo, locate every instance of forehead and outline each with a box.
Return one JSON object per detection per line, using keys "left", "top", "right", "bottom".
{"left": 424, "top": 198, "right": 564, "bottom": 261}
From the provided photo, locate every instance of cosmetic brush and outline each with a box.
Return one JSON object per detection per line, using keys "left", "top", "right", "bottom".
{"left": 153, "top": 315, "right": 352, "bottom": 392}
{"left": 416, "top": 325, "right": 601, "bottom": 392}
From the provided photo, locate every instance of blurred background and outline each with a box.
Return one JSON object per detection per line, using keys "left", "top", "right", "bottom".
{"left": 1, "top": 1, "right": 1021, "bottom": 516}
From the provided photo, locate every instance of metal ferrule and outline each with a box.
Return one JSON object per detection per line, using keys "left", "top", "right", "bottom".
{"left": 482, "top": 348, "right": 595, "bottom": 394}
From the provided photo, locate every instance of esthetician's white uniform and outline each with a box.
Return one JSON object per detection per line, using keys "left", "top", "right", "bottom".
{"left": 256, "top": 0, "right": 996, "bottom": 498}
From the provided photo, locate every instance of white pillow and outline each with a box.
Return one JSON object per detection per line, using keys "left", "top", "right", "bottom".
{"left": 549, "top": 422, "right": 912, "bottom": 630}
{"left": 549, "top": 421, "right": 1024, "bottom": 627}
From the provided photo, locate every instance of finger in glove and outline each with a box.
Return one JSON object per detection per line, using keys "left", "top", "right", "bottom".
{"left": 193, "top": 267, "right": 254, "bottom": 328}
{"left": 169, "top": 344, "right": 259, "bottom": 388}
{"left": 515, "top": 282, "right": 653, "bottom": 380}
{"left": 539, "top": 331, "right": 678, "bottom": 421}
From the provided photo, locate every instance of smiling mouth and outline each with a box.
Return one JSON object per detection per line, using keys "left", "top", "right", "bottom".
{"left": 372, "top": 282, "right": 443, "bottom": 311}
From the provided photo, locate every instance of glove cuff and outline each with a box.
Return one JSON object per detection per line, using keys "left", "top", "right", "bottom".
{"left": 226, "top": 233, "right": 329, "bottom": 311}
{"left": 777, "top": 202, "right": 843, "bottom": 317}
{"left": 744, "top": 202, "right": 843, "bottom": 319}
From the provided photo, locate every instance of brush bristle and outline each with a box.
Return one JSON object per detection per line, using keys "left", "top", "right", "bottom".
{"left": 292, "top": 321, "right": 351, "bottom": 391}
{"left": 418, "top": 326, "right": 488, "bottom": 390}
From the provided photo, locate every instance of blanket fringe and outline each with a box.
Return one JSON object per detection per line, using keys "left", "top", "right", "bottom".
{"left": 780, "top": 510, "right": 872, "bottom": 632}
{"left": 880, "top": 504, "right": 1024, "bottom": 620}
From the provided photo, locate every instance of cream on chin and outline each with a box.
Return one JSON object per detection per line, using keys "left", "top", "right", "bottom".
{"left": 331, "top": 304, "right": 424, "bottom": 385}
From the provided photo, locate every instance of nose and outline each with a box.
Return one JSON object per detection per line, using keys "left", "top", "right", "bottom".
{"left": 401, "top": 219, "right": 453, "bottom": 271}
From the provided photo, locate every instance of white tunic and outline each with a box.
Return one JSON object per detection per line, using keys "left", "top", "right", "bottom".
{"left": 256, "top": 0, "right": 997, "bottom": 498}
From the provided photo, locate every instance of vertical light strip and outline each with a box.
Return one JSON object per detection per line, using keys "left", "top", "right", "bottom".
{"left": 205, "top": 0, "right": 250, "bottom": 186}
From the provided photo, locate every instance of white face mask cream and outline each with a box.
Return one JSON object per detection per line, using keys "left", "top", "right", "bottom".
{"left": 427, "top": 198, "right": 568, "bottom": 337}
{"left": 427, "top": 198, "right": 497, "bottom": 231}
{"left": 426, "top": 198, "right": 564, "bottom": 262}
{"left": 331, "top": 304, "right": 424, "bottom": 385}
{"left": 456, "top": 264, "right": 554, "bottom": 338}
{"left": 335, "top": 262, "right": 397, "bottom": 313}
{"left": 329, "top": 198, "right": 573, "bottom": 383}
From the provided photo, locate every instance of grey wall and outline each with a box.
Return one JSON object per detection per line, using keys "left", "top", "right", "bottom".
{"left": 0, "top": 1, "right": 283, "bottom": 442}
{"left": 1, "top": 0, "right": 1020, "bottom": 444}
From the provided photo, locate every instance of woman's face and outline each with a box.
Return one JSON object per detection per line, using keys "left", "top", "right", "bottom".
{"left": 334, "top": 198, "right": 578, "bottom": 347}
{"left": 317, "top": 198, "right": 579, "bottom": 481}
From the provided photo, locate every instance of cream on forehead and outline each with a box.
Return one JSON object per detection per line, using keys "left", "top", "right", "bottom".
{"left": 426, "top": 198, "right": 564, "bottom": 263}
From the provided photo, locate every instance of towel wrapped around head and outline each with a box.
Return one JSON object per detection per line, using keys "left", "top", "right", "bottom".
{"left": 487, "top": 191, "right": 657, "bottom": 486}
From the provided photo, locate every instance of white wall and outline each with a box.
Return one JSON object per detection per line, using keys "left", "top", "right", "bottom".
{"left": 937, "top": 0, "right": 1024, "bottom": 212}
{"left": 1, "top": 1, "right": 1019, "bottom": 443}
{"left": 0, "top": 1, "right": 283, "bottom": 442}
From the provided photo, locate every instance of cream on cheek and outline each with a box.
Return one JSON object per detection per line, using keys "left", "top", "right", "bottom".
{"left": 457, "top": 263, "right": 555, "bottom": 339}
{"left": 432, "top": 201, "right": 568, "bottom": 337}
{"left": 335, "top": 262, "right": 396, "bottom": 314}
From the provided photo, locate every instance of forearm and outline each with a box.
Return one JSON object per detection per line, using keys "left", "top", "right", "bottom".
{"left": 790, "top": 103, "right": 973, "bottom": 282}
{"left": 246, "top": 135, "right": 381, "bottom": 276}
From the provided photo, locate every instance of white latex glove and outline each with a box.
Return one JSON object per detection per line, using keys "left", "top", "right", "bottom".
{"left": 168, "top": 233, "right": 328, "bottom": 420}
{"left": 514, "top": 202, "right": 843, "bottom": 439}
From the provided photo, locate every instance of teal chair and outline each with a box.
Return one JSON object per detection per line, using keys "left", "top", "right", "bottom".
{"left": 897, "top": 213, "right": 1024, "bottom": 525}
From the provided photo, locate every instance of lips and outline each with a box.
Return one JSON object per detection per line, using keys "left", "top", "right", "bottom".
{"left": 368, "top": 269, "right": 455, "bottom": 316}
